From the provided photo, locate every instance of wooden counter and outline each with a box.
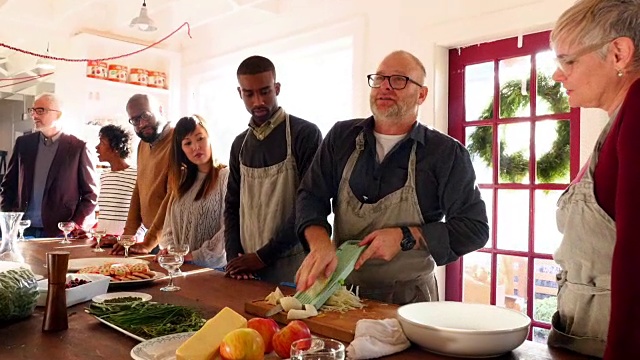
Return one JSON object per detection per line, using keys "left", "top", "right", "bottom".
{"left": 0, "top": 239, "right": 593, "bottom": 360}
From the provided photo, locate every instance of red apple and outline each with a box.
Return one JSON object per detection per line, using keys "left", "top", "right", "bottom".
{"left": 220, "top": 328, "right": 265, "bottom": 360}
{"left": 247, "top": 317, "right": 280, "bottom": 353}
{"left": 272, "top": 320, "right": 311, "bottom": 358}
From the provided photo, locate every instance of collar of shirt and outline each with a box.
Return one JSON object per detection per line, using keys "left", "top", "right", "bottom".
{"left": 40, "top": 131, "right": 62, "bottom": 146}
{"left": 150, "top": 123, "right": 171, "bottom": 148}
{"left": 356, "top": 116, "right": 428, "bottom": 146}
{"left": 248, "top": 107, "right": 286, "bottom": 141}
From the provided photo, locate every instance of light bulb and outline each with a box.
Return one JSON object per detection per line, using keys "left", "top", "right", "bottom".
{"left": 137, "top": 23, "right": 149, "bottom": 31}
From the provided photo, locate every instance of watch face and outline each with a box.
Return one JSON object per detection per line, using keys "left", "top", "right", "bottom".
{"left": 401, "top": 236, "right": 416, "bottom": 251}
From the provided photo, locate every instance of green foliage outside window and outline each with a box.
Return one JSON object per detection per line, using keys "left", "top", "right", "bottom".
{"left": 467, "top": 74, "right": 570, "bottom": 183}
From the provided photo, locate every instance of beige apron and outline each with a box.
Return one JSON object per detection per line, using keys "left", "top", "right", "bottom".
{"left": 333, "top": 132, "right": 438, "bottom": 305}
{"left": 239, "top": 115, "right": 305, "bottom": 284}
{"left": 547, "top": 116, "right": 617, "bottom": 358}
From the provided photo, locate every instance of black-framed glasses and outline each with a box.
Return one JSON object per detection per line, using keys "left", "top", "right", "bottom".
{"left": 367, "top": 74, "right": 423, "bottom": 90}
{"left": 27, "top": 107, "right": 60, "bottom": 115}
{"left": 128, "top": 111, "right": 153, "bottom": 126}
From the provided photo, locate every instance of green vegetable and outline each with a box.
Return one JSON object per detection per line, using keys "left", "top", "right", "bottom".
{"left": 87, "top": 302, "right": 205, "bottom": 339}
{"left": 102, "top": 296, "right": 143, "bottom": 304}
{"left": 0, "top": 267, "right": 38, "bottom": 321}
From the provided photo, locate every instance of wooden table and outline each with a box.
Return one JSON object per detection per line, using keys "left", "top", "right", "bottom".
{"left": 0, "top": 239, "right": 593, "bottom": 360}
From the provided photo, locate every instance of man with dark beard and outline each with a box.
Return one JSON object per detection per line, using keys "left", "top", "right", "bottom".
{"left": 107, "top": 94, "right": 173, "bottom": 255}
{"left": 294, "top": 50, "right": 489, "bottom": 305}
{"left": 224, "top": 56, "right": 322, "bottom": 284}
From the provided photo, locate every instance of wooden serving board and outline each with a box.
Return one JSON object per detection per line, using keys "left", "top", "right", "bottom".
{"left": 244, "top": 299, "right": 399, "bottom": 343}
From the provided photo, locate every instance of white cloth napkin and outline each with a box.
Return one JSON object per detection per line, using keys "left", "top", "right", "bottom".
{"left": 346, "top": 318, "right": 411, "bottom": 359}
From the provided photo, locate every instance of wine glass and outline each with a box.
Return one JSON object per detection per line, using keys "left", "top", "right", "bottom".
{"left": 17, "top": 219, "right": 31, "bottom": 241}
{"left": 92, "top": 229, "right": 107, "bottom": 253}
{"left": 117, "top": 235, "right": 136, "bottom": 258}
{"left": 57, "top": 221, "right": 76, "bottom": 244}
{"left": 290, "top": 338, "right": 345, "bottom": 360}
{"left": 157, "top": 254, "right": 183, "bottom": 292}
{"left": 168, "top": 243, "right": 190, "bottom": 276}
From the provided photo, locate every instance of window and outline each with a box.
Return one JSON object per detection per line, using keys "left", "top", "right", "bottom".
{"left": 447, "top": 31, "right": 581, "bottom": 343}
{"left": 190, "top": 37, "right": 354, "bottom": 162}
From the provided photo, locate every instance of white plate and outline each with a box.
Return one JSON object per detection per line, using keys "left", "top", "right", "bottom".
{"left": 130, "top": 332, "right": 285, "bottom": 360}
{"left": 109, "top": 271, "right": 165, "bottom": 287}
{"left": 131, "top": 332, "right": 196, "bottom": 360}
{"left": 93, "top": 316, "right": 147, "bottom": 342}
{"left": 92, "top": 292, "right": 152, "bottom": 304}
{"left": 68, "top": 257, "right": 149, "bottom": 271}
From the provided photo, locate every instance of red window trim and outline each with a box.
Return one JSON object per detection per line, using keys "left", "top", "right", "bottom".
{"left": 446, "top": 30, "right": 581, "bottom": 335}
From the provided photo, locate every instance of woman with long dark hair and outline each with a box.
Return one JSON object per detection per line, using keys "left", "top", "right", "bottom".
{"left": 157, "top": 114, "right": 228, "bottom": 268}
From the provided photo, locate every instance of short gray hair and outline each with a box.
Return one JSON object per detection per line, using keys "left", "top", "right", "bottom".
{"left": 551, "top": 0, "right": 640, "bottom": 69}
{"left": 35, "top": 92, "right": 63, "bottom": 111}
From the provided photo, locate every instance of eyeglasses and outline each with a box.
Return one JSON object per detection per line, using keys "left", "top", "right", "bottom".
{"left": 367, "top": 74, "right": 423, "bottom": 90}
{"left": 555, "top": 39, "right": 612, "bottom": 75}
{"left": 128, "top": 111, "right": 153, "bottom": 126}
{"left": 27, "top": 107, "right": 60, "bottom": 115}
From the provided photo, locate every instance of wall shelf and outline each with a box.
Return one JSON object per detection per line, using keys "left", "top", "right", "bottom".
{"left": 84, "top": 77, "right": 170, "bottom": 97}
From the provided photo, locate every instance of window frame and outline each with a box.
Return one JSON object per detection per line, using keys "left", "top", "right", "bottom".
{"left": 446, "top": 30, "right": 581, "bottom": 337}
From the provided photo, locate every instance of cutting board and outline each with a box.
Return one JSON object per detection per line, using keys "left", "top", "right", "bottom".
{"left": 244, "top": 299, "right": 399, "bottom": 343}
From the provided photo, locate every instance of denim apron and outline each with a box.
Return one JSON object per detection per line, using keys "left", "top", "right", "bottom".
{"left": 239, "top": 115, "right": 305, "bottom": 284}
{"left": 333, "top": 132, "right": 438, "bottom": 305}
{"left": 547, "top": 115, "right": 617, "bottom": 358}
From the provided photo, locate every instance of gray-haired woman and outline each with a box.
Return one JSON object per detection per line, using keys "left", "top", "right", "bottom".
{"left": 549, "top": 0, "right": 640, "bottom": 358}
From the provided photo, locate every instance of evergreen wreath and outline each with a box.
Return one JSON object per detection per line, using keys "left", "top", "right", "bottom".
{"left": 467, "top": 73, "right": 570, "bottom": 183}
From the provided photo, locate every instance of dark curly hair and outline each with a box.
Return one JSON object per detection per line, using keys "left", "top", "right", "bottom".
{"left": 99, "top": 124, "right": 132, "bottom": 159}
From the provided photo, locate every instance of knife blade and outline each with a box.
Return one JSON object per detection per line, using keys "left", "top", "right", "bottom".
{"left": 264, "top": 304, "right": 283, "bottom": 317}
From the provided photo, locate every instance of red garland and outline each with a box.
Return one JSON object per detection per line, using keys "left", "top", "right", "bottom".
{"left": 0, "top": 72, "right": 54, "bottom": 89}
{"left": 0, "top": 22, "right": 191, "bottom": 63}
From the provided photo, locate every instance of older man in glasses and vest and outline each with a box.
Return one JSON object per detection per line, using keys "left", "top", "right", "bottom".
{"left": 0, "top": 93, "right": 99, "bottom": 238}
{"left": 295, "top": 50, "right": 489, "bottom": 305}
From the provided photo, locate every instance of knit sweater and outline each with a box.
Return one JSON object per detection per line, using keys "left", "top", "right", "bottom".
{"left": 123, "top": 127, "right": 173, "bottom": 247}
{"left": 160, "top": 167, "right": 229, "bottom": 269}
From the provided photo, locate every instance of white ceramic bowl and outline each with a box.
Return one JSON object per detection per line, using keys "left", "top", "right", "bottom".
{"left": 36, "top": 273, "right": 111, "bottom": 307}
{"left": 397, "top": 301, "right": 531, "bottom": 358}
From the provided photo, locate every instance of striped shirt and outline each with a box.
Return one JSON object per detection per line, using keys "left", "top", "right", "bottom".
{"left": 97, "top": 167, "right": 137, "bottom": 234}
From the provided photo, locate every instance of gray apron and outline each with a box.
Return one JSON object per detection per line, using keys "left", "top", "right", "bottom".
{"left": 547, "top": 116, "right": 617, "bottom": 358}
{"left": 239, "top": 115, "right": 305, "bottom": 284}
{"left": 333, "top": 132, "right": 438, "bottom": 305}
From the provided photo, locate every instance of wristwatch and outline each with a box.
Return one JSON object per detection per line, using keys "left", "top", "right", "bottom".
{"left": 400, "top": 226, "right": 416, "bottom": 251}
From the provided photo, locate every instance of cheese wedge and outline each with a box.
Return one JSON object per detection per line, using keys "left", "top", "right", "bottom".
{"left": 176, "top": 307, "right": 247, "bottom": 360}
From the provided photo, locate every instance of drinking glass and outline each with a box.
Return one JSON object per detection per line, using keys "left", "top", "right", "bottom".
{"left": 117, "top": 235, "right": 136, "bottom": 258}
{"left": 57, "top": 221, "right": 76, "bottom": 244}
{"left": 168, "top": 243, "right": 190, "bottom": 276}
{"left": 92, "top": 229, "right": 107, "bottom": 253}
{"left": 157, "top": 254, "right": 183, "bottom": 292}
{"left": 290, "top": 338, "right": 345, "bottom": 360}
{"left": 17, "top": 219, "right": 31, "bottom": 241}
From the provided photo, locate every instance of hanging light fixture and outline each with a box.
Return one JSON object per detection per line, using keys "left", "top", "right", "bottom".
{"left": 130, "top": 0, "right": 157, "bottom": 32}
{"left": 36, "top": 43, "right": 55, "bottom": 70}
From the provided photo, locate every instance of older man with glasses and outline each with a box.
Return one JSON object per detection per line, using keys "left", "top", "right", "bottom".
{"left": 294, "top": 50, "right": 489, "bottom": 305}
{"left": 0, "top": 93, "right": 98, "bottom": 238}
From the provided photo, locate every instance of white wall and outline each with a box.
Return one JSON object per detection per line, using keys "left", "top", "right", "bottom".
{"left": 180, "top": 0, "right": 611, "bottom": 296}
{"left": 0, "top": 97, "right": 33, "bottom": 161}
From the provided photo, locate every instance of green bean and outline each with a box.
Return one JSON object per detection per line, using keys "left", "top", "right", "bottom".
{"left": 86, "top": 302, "right": 205, "bottom": 339}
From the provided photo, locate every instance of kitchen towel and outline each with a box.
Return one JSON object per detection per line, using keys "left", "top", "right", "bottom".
{"left": 346, "top": 318, "right": 411, "bottom": 359}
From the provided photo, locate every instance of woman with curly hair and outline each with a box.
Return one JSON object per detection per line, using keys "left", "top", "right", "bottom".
{"left": 157, "top": 114, "right": 228, "bottom": 268}
{"left": 95, "top": 124, "right": 137, "bottom": 235}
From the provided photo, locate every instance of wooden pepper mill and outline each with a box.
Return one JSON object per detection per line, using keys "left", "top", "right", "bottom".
{"left": 42, "top": 251, "right": 70, "bottom": 332}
